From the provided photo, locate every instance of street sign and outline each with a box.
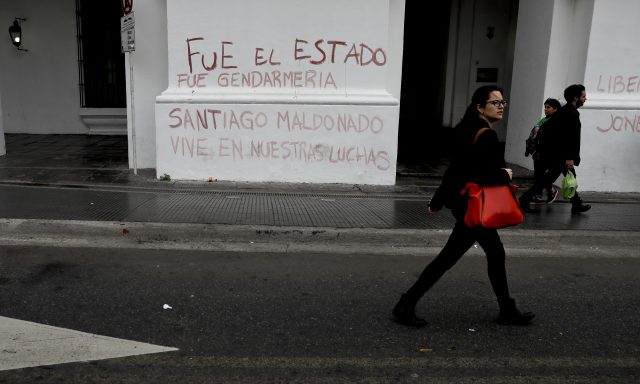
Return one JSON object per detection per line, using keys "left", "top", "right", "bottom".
{"left": 121, "top": 29, "right": 135, "bottom": 52}
{"left": 121, "top": 12, "right": 135, "bottom": 52}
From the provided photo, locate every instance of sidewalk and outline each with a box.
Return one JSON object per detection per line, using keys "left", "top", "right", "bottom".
{"left": 1, "top": 134, "right": 640, "bottom": 249}
{"left": 2, "top": 134, "right": 638, "bottom": 201}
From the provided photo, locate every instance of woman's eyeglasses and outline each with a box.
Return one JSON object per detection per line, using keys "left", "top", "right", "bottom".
{"left": 486, "top": 100, "right": 508, "bottom": 107}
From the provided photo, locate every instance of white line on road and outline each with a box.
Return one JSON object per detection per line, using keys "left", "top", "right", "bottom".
{"left": 0, "top": 316, "right": 178, "bottom": 371}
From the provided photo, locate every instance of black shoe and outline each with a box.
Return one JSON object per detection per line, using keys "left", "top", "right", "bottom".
{"left": 393, "top": 295, "right": 427, "bottom": 327}
{"left": 571, "top": 204, "right": 591, "bottom": 214}
{"left": 496, "top": 299, "right": 535, "bottom": 326}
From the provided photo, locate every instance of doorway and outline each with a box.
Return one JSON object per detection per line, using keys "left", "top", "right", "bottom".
{"left": 397, "top": 0, "right": 452, "bottom": 175}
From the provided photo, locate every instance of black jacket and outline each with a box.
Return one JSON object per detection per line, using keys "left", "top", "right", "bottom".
{"left": 430, "top": 116, "right": 510, "bottom": 218}
{"left": 540, "top": 104, "right": 582, "bottom": 165}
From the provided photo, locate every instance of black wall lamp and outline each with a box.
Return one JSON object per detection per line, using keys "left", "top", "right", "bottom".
{"left": 8, "top": 18, "right": 28, "bottom": 51}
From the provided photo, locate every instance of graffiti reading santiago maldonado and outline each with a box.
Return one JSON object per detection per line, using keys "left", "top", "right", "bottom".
{"left": 165, "top": 106, "right": 391, "bottom": 170}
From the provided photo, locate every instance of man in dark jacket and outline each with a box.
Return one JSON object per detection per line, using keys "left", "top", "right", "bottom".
{"left": 520, "top": 84, "right": 591, "bottom": 214}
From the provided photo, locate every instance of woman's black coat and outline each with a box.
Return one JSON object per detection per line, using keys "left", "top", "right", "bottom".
{"left": 429, "top": 116, "right": 511, "bottom": 219}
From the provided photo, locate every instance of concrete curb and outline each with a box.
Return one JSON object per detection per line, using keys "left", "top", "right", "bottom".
{"left": 1, "top": 219, "right": 638, "bottom": 258}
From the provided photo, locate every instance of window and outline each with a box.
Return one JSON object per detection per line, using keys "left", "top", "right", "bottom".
{"left": 76, "top": 0, "right": 126, "bottom": 108}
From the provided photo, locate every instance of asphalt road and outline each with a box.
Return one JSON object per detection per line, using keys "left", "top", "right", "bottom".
{"left": 1, "top": 244, "right": 639, "bottom": 383}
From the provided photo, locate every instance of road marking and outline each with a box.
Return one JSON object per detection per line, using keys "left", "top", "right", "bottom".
{"left": 0, "top": 316, "right": 178, "bottom": 371}
{"left": 154, "top": 355, "right": 640, "bottom": 370}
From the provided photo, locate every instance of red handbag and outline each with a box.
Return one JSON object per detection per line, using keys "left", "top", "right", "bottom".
{"left": 460, "top": 127, "right": 524, "bottom": 229}
{"left": 461, "top": 182, "right": 524, "bottom": 229}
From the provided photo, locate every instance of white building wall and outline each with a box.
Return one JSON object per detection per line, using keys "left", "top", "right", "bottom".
{"left": 504, "top": 0, "right": 555, "bottom": 165}
{"left": 507, "top": 0, "right": 639, "bottom": 192}
{"left": 154, "top": 0, "right": 405, "bottom": 184}
{"left": 125, "top": 0, "right": 168, "bottom": 169}
{"left": 0, "top": 0, "right": 87, "bottom": 134}
{"left": 387, "top": 0, "right": 406, "bottom": 101}
{"left": 579, "top": 0, "right": 640, "bottom": 192}
{"left": 1, "top": 0, "right": 638, "bottom": 192}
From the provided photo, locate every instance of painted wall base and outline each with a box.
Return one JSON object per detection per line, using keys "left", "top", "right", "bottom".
{"left": 156, "top": 102, "right": 399, "bottom": 185}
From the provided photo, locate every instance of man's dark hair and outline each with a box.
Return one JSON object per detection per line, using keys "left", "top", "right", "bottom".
{"left": 563, "top": 84, "right": 585, "bottom": 103}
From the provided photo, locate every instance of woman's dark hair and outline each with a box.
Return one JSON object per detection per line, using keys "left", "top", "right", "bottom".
{"left": 461, "top": 85, "right": 504, "bottom": 121}
{"left": 544, "top": 98, "right": 561, "bottom": 110}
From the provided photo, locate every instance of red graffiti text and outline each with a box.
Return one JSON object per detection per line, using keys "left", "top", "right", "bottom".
{"left": 597, "top": 113, "right": 640, "bottom": 133}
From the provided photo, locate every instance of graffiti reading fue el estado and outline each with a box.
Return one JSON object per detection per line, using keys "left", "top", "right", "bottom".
{"left": 176, "top": 37, "right": 387, "bottom": 89}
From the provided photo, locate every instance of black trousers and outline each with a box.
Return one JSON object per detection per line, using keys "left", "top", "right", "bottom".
{"left": 533, "top": 158, "right": 552, "bottom": 193}
{"left": 521, "top": 159, "right": 582, "bottom": 206}
{"left": 403, "top": 221, "right": 511, "bottom": 306}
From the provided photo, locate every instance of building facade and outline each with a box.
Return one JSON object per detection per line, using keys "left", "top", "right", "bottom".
{"left": 1, "top": 0, "right": 639, "bottom": 191}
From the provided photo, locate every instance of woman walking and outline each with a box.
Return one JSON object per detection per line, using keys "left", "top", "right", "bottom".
{"left": 524, "top": 98, "right": 561, "bottom": 204}
{"left": 392, "top": 85, "right": 535, "bottom": 327}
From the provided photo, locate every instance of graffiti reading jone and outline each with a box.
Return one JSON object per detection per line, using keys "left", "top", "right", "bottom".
{"left": 597, "top": 113, "right": 640, "bottom": 133}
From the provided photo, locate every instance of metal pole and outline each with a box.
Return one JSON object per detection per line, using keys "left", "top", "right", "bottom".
{"left": 128, "top": 51, "right": 137, "bottom": 175}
